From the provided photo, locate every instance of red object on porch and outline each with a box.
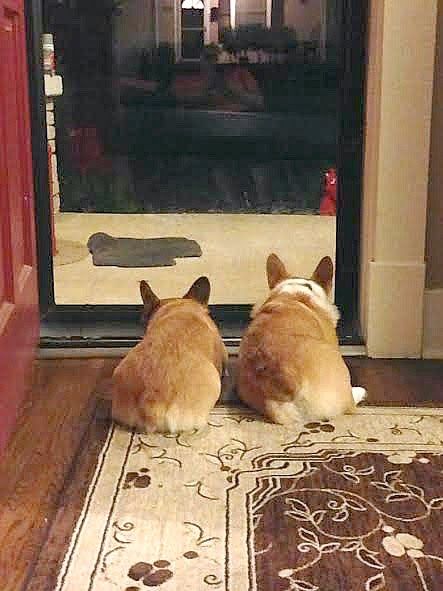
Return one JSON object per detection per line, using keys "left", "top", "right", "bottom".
{"left": 0, "top": 0, "right": 40, "bottom": 453}
{"left": 69, "top": 127, "right": 111, "bottom": 174}
{"left": 319, "top": 167, "right": 337, "bottom": 216}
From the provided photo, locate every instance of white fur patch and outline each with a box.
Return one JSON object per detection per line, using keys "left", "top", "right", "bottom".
{"left": 352, "top": 386, "right": 367, "bottom": 405}
{"left": 265, "top": 399, "right": 304, "bottom": 425}
{"left": 271, "top": 277, "right": 340, "bottom": 327}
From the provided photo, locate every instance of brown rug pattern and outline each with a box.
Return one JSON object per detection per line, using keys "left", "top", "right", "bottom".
{"left": 55, "top": 407, "right": 443, "bottom": 591}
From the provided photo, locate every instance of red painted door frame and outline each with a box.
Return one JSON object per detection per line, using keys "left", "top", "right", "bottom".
{"left": 0, "top": 0, "right": 39, "bottom": 454}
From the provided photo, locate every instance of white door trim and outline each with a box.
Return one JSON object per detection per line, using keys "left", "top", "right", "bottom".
{"left": 204, "top": 1, "right": 210, "bottom": 44}
{"left": 155, "top": 0, "right": 160, "bottom": 47}
{"left": 266, "top": 0, "right": 272, "bottom": 28}
{"left": 230, "top": 0, "right": 236, "bottom": 28}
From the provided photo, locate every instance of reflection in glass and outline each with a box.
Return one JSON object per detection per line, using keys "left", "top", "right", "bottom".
{"left": 44, "top": 0, "right": 340, "bottom": 304}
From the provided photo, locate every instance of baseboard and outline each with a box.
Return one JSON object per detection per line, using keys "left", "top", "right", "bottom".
{"left": 365, "top": 261, "right": 426, "bottom": 358}
{"left": 422, "top": 288, "right": 443, "bottom": 359}
{"left": 37, "top": 347, "right": 130, "bottom": 359}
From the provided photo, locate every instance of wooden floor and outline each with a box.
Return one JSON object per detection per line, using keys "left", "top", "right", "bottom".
{"left": 0, "top": 357, "right": 442, "bottom": 591}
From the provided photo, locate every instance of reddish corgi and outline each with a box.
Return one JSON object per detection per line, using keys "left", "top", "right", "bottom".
{"left": 112, "top": 277, "right": 227, "bottom": 433}
{"left": 237, "top": 254, "right": 366, "bottom": 424}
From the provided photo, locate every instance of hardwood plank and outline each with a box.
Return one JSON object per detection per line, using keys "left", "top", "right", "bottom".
{"left": 347, "top": 358, "right": 443, "bottom": 406}
{"left": 25, "top": 399, "right": 110, "bottom": 591}
{"left": 228, "top": 357, "right": 443, "bottom": 406}
{"left": 0, "top": 359, "right": 113, "bottom": 591}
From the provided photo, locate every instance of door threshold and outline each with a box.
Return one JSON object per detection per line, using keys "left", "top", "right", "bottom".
{"left": 40, "top": 307, "right": 364, "bottom": 351}
{"left": 38, "top": 343, "right": 367, "bottom": 359}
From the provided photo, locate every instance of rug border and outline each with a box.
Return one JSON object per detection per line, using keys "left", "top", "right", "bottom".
{"left": 55, "top": 406, "right": 443, "bottom": 590}
{"left": 55, "top": 424, "right": 120, "bottom": 591}
{"left": 211, "top": 406, "right": 443, "bottom": 416}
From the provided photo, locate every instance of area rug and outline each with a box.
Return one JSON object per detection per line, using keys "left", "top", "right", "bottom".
{"left": 56, "top": 407, "right": 443, "bottom": 591}
{"left": 87, "top": 232, "right": 202, "bottom": 267}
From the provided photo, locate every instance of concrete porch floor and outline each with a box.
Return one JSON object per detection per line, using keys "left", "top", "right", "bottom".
{"left": 54, "top": 213, "right": 335, "bottom": 305}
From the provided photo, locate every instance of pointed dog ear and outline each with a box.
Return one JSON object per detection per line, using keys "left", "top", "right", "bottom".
{"left": 266, "top": 253, "right": 289, "bottom": 289}
{"left": 140, "top": 280, "right": 160, "bottom": 318}
{"left": 311, "top": 256, "right": 334, "bottom": 294}
{"left": 184, "top": 276, "right": 210, "bottom": 305}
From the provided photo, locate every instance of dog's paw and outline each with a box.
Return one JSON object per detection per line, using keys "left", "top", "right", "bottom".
{"left": 352, "top": 386, "right": 367, "bottom": 405}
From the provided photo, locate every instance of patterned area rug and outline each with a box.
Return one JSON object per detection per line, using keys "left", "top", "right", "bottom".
{"left": 56, "top": 407, "right": 443, "bottom": 591}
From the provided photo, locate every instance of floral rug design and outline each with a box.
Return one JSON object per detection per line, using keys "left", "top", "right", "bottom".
{"left": 55, "top": 407, "right": 443, "bottom": 591}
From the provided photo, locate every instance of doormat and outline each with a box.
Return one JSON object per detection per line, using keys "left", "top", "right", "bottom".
{"left": 56, "top": 407, "right": 443, "bottom": 591}
{"left": 53, "top": 240, "right": 89, "bottom": 267}
{"left": 87, "top": 232, "right": 202, "bottom": 267}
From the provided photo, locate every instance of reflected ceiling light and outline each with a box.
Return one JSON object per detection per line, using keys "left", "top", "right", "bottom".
{"left": 182, "top": 0, "right": 204, "bottom": 8}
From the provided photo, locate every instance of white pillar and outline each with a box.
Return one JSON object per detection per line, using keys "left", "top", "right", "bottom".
{"left": 360, "top": 0, "right": 439, "bottom": 357}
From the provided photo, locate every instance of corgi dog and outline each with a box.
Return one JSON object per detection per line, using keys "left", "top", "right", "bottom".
{"left": 237, "top": 254, "right": 366, "bottom": 424}
{"left": 111, "top": 277, "right": 227, "bottom": 433}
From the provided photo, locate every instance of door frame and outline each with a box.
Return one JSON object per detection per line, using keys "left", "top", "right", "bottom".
{"left": 28, "top": 0, "right": 368, "bottom": 348}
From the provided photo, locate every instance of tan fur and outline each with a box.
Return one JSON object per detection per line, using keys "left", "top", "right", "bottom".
{"left": 112, "top": 278, "right": 227, "bottom": 434}
{"left": 237, "top": 255, "right": 357, "bottom": 424}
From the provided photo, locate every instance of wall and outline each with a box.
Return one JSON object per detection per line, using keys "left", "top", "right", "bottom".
{"left": 284, "top": 0, "right": 322, "bottom": 41}
{"left": 426, "top": 0, "right": 443, "bottom": 290}
{"left": 423, "top": 0, "right": 443, "bottom": 358}
{"left": 114, "top": 0, "right": 156, "bottom": 74}
{"left": 158, "top": 0, "right": 176, "bottom": 46}
{"left": 236, "top": 0, "right": 267, "bottom": 26}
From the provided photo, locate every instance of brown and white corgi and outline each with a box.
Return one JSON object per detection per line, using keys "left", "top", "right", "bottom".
{"left": 112, "top": 277, "right": 227, "bottom": 433}
{"left": 237, "top": 254, "right": 366, "bottom": 424}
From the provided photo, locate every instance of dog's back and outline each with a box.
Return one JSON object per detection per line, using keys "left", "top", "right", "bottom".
{"left": 238, "top": 294, "right": 353, "bottom": 422}
{"left": 112, "top": 279, "right": 226, "bottom": 433}
{"left": 237, "top": 255, "right": 358, "bottom": 424}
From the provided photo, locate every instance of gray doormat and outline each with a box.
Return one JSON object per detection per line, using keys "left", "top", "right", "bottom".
{"left": 87, "top": 232, "right": 202, "bottom": 267}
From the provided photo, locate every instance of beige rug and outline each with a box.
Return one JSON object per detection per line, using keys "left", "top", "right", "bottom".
{"left": 56, "top": 407, "right": 443, "bottom": 591}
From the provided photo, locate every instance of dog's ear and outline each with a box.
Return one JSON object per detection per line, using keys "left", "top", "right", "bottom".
{"left": 140, "top": 280, "right": 160, "bottom": 318}
{"left": 184, "top": 276, "right": 210, "bottom": 305}
{"left": 311, "top": 256, "right": 334, "bottom": 294}
{"left": 267, "top": 253, "right": 289, "bottom": 289}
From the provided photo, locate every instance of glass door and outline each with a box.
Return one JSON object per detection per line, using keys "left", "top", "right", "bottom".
{"left": 31, "top": 0, "right": 367, "bottom": 343}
